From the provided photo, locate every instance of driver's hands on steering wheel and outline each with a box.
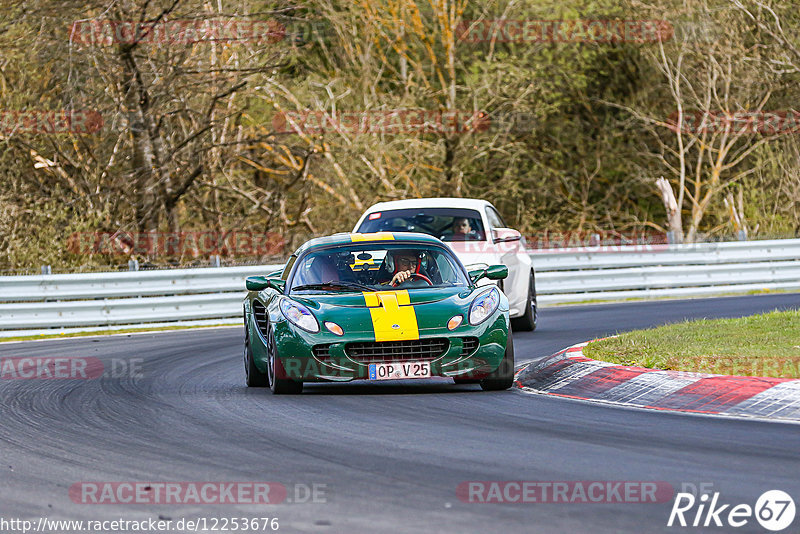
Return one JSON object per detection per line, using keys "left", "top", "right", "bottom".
{"left": 390, "top": 270, "right": 413, "bottom": 286}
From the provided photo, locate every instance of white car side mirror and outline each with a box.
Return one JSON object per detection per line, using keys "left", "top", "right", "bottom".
{"left": 492, "top": 228, "right": 522, "bottom": 244}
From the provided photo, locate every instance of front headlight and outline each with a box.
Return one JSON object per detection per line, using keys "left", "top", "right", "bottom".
{"left": 280, "top": 299, "right": 320, "bottom": 333}
{"left": 469, "top": 287, "right": 500, "bottom": 326}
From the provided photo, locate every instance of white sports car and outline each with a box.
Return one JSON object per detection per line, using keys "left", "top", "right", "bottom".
{"left": 353, "top": 198, "right": 537, "bottom": 331}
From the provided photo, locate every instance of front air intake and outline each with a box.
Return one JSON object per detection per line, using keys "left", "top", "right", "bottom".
{"left": 461, "top": 337, "right": 479, "bottom": 356}
{"left": 345, "top": 338, "right": 449, "bottom": 364}
{"left": 252, "top": 301, "right": 269, "bottom": 337}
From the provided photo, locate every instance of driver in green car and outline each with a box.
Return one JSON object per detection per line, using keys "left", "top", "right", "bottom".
{"left": 379, "top": 249, "right": 430, "bottom": 286}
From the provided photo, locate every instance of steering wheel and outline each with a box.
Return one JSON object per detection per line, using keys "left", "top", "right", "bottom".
{"left": 392, "top": 273, "right": 433, "bottom": 287}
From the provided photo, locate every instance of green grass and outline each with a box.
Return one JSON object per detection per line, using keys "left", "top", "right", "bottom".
{"left": 0, "top": 323, "right": 238, "bottom": 343}
{"left": 583, "top": 309, "right": 800, "bottom": 378}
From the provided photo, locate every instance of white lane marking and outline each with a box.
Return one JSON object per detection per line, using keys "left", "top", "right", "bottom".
{"left": 0, "top": 324, "right": 241, "bottom": 345}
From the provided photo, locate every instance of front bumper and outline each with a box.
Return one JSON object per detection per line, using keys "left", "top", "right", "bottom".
{"left": 264, "top": 314, "right": 508, "bottom": 382}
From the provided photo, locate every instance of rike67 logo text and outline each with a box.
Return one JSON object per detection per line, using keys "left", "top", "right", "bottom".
{"left": 668, "top": 489, "right": 795, "bottom": 531}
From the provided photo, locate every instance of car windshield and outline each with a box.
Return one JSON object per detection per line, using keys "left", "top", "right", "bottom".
{"left": 289, "top": 243, "right": 469, "bottom": 293}
{"left": 356, "top": 208, "right": 486, "bottom": 242}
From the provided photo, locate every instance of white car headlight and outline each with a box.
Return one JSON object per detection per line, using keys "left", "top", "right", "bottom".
{"left": 469, "top": 287, "right": 500, "bottom": 325}
{"left": 280, "top": 299, "right": 320, "bottom": 333}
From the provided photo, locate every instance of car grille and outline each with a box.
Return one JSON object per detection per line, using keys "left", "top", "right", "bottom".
{"left": 461, "top": 337, "right": 479, "bottom": 356}
{"left": 253, "top": 301, "right": 269, "bottom": 336}
{"left": 311, "top": 344, "right": 339, "bottom": 367}
{"left": 345, "top": 338, "right": 449, "bottom": 364}
{"left": 312, "top": 344, "right": 332, "bottom": 359}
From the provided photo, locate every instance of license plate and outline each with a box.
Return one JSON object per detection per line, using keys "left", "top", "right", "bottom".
{"left": 368, "top": 361, "right": 431, "bottom": 380}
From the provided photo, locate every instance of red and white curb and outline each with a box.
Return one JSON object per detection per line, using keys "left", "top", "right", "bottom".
{"left": 514, "top": 341, "right": 800, "bottom": 422}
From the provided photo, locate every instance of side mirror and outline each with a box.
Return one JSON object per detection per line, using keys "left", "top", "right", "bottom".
{"left": 246, "top": 276, "right": 285, "bottom": 292}
{"left": 485, "top": 265, "right": 508, "bottom": 280}
{"left": 492, "top": 228, "right": 522, "bottom": 244}
{"left": 270, "top": 279, "right": 286, "bottom": 292}
{"left": 468, "top": 268, "right": 485, "bottom": 284}
{"left": 469, "top": 265, "right": 509, "bottom": 284}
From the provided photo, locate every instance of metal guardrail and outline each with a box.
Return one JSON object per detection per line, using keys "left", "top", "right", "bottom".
{"left": 1, "top": 238, "right": 798, "bottom": 337}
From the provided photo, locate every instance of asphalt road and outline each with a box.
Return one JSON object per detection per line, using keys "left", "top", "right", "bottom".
{"left": 1, "top": 294, "right": 800, "bottom": 533}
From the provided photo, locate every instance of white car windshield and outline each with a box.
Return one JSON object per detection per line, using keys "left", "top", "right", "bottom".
{"left": 289, "top": 243, "right": 469, "bottom": 293}
{"left": 356, "top": 208, "right": 486, "bottom": 242}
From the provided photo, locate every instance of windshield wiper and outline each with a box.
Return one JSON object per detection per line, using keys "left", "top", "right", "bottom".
{"left": 292, "top": 281, "right": 374, "bottom": 293}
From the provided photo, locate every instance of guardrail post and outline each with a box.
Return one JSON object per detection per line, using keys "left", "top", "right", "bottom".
{"left": 41, "top": 265, "right": 52, "bottom": 275}
{"left": 128, "top": 259, "right": 139, "bottom": 271}
{"left": 666, "top": 231, "right": 676, "bottom": 244}
{"left": 210, "top": 255, "right": 221, "bottom": 268}
{"left": 737, "top": 230, "right": 748, "bottom": 241}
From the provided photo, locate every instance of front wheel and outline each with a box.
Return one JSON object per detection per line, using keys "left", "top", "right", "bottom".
{"left": 480, "top": 334, "right": 515, "bottom": 391}
{"left": 266, "top": 328, "right": 303, "bottom": 395}
{"left": 244, "top": 327, "right": 268, "bottom": 387}
{"left": 511, "top": 271, "right": 537, "bottom": 332}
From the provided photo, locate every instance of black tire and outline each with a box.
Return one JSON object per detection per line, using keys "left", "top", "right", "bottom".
{"left": 266, "top": 328, "right": 303, "bottom": 395}
{"left": 244, "top": 326, "right": 268, "bottom": 387}
{"left": 511, "top": 271, "right": 537, "bottom": 332}
{"left": 480, "top": 334, "right": 515, "bottom": 391}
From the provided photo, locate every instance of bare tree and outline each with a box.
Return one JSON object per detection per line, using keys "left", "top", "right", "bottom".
{"left": 614, "top": 1, "right": 788, "bottom": 241}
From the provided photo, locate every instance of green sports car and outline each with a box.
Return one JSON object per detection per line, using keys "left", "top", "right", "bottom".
{"left": 242, "top": 232, "right": 514, "bottom": 394}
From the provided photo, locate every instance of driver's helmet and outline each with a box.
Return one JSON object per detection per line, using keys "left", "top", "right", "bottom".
{"left": 385, "top": 249, "right": 422, "bottom": 275}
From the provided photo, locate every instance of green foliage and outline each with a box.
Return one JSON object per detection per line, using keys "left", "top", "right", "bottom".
{"left": 0, "top": 0, "right": 799, "bottom": 271}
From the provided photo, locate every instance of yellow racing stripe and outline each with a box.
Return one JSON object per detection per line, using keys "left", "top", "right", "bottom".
{"left": 350, "top": 232, "right": 395, "bottom": 242}
{"left": 362, "top": 290, "right": 419, "bottom": 342}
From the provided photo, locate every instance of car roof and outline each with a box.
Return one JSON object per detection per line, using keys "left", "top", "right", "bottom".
{"left": 293, "top": 232, "right": 446, "bottom": 255}
{"left": 361, "top": 197, "right": 494, "bottom": 213}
